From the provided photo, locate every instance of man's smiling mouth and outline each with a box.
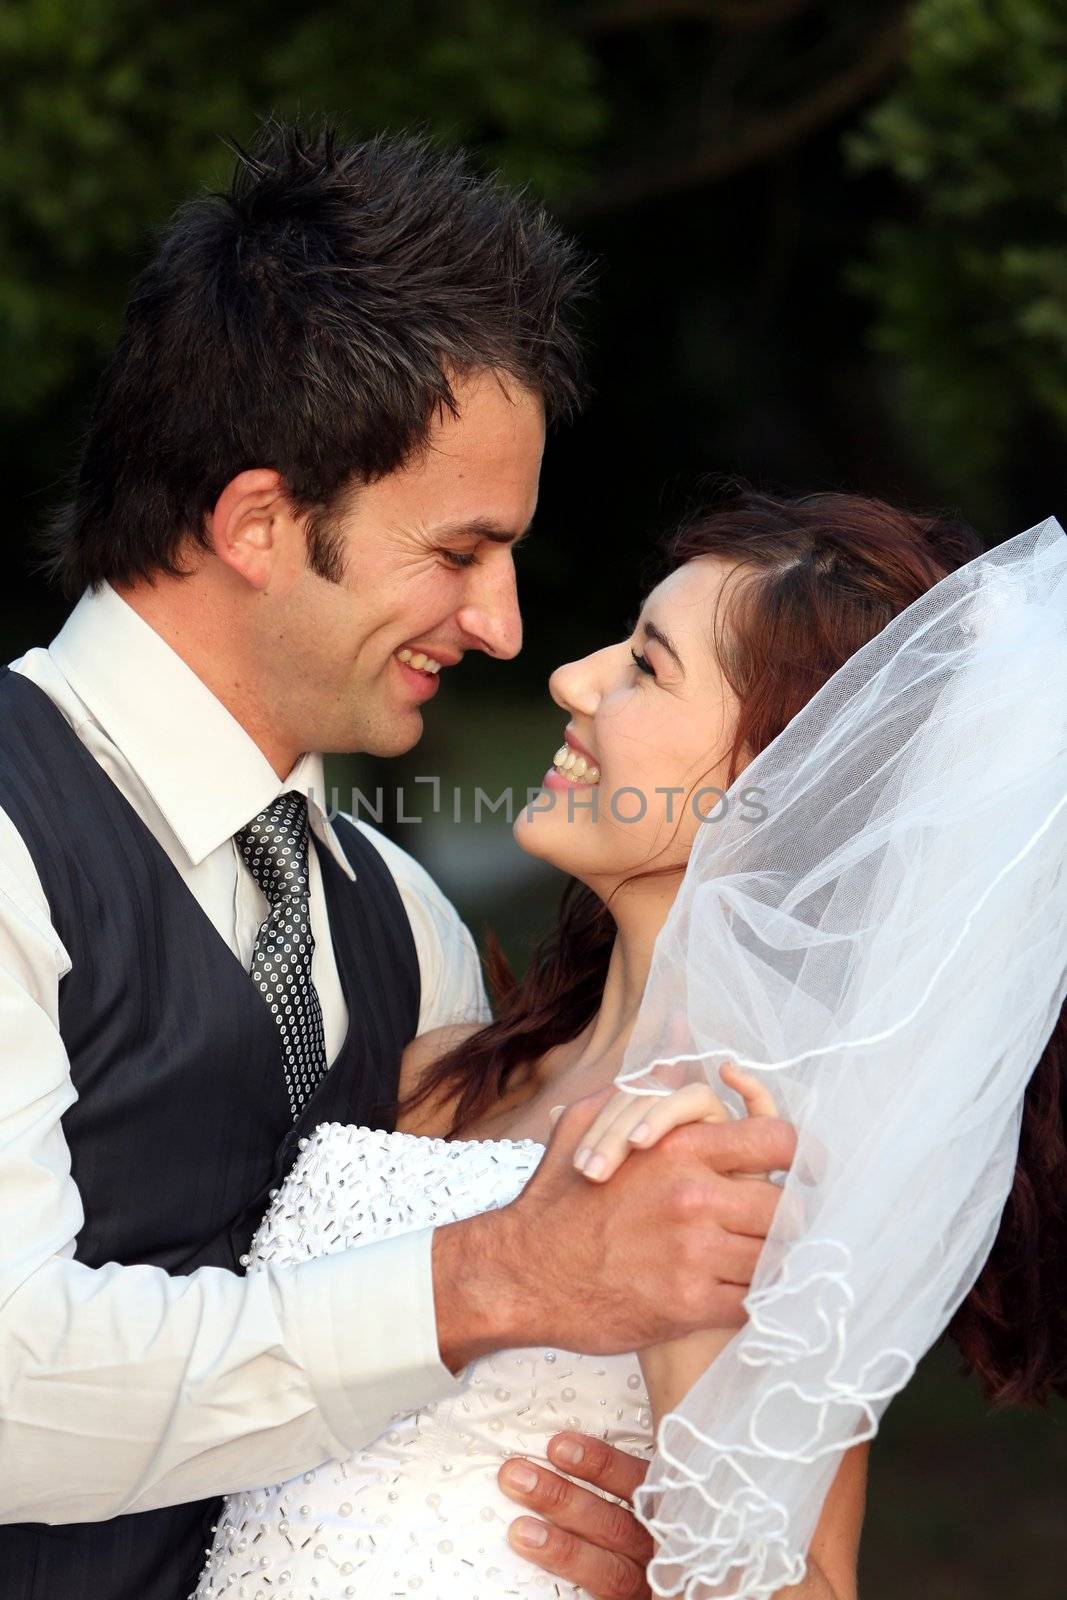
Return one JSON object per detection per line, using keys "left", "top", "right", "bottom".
{"left": 396, "top": 648, "right": 444, "bottom": 676}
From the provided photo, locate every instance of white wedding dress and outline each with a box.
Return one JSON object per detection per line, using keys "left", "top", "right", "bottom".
{"left": 194, "top": 1124, "right": 654, "bottom": 1600}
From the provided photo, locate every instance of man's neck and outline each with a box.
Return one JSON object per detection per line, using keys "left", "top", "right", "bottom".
{"left": 113, "top": 577, "right": 301, "bottom": 779}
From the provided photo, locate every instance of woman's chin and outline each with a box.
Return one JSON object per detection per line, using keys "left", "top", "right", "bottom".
{"left": 513, "top": 791, "right": 583, "bottom": 872}
{"left": 512, "top": 796, "right": 556, "bottom": 862}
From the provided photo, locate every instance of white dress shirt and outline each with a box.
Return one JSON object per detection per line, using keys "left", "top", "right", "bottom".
{"left": 0, "top": 582, "right": 488, "bottom": 1523}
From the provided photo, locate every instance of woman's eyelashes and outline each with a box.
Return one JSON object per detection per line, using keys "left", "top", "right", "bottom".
{"left": 630, "top": 645, "right": 655, "bottom": 678}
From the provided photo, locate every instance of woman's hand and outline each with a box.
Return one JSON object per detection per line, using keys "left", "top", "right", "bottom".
{"left": 572, "top": 1063, "right": 778, "bottom": 1183}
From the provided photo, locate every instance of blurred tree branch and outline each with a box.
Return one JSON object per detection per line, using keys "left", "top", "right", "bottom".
{"left": 577, "top": 0, "right": 816, "bottom": 33}
{"left": 8, "top": 0, "right": 1063, "bottom": 541}
{"left": 574, "top": 9, "right": 909, "bottom": 213}
{"left": 0, "top": 0, "right": 911, "bottom": 423}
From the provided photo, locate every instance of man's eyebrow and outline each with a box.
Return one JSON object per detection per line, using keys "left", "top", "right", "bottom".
{"left": 431, "top": 516, "right": 533, "bottom": 546}
{"left": 643, "top": 617, "right": 686, "bottom": 675}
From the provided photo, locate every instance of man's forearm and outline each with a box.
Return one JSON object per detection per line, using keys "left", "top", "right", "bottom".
{"left": 0, "top": 1233, "right": 456, "bottom": 1522}
{"left": 432, "top": 1206, "right": 528, "bottom": 1372}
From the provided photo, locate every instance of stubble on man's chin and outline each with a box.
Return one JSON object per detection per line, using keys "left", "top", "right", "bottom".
{"left": 356, "top": 711, "right": 425, "bottom": 761}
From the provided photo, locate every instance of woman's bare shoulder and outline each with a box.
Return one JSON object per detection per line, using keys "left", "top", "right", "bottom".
{"left": 397, "top": 1023, "right": 483, "bottom": 1136}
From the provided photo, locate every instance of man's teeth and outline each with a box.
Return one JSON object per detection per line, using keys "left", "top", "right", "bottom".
{"left": 397, "top": 648, "right": 443, "bottom": 675}
{"left": 552, "top": 744, "right": 600, "bottom": 784}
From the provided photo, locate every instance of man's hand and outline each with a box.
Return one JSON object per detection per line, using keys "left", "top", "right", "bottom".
{"left": 433, "top": 1089, "right": 796, "bottom": 1370}
{"left": 499, "top": 1432, "right": 652, "bottom": 1600}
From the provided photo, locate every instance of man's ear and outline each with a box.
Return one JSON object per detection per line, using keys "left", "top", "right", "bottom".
{"left": 206, "top": 469, "right": 305, "bottom": 592}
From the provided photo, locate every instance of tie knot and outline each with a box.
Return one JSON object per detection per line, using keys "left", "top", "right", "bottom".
{"left": 235, "top": 790, "right": 312, "bottom": 906}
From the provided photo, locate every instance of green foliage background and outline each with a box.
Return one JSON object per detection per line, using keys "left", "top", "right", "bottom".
{"left": 0, "top": 0, "right": 604, "bottom": 418}
{"left": 849, "top": 0, "right": 1067, "bottom": 513}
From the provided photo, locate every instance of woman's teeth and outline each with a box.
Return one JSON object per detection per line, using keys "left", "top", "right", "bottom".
{"left": 397, "top": 648, "right": 443, "bottom": 675}
{"left": 552, "top": 744, "right": 600, "bottom": 785}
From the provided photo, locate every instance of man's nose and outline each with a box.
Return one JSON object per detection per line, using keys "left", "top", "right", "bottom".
{"left": 456, "top": 561, "right": 523, "bottom": 660}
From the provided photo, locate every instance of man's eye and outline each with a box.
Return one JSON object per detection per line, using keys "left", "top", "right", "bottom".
{"left": 630, "top": 647, "right": 655, "bottom": 678}
{"left": 440, "top": 549, "right": 479, "bottom": 569}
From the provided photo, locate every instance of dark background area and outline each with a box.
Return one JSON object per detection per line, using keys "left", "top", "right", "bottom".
{"left": 3, "top": 1, "right": 1064, "bottom": 1590}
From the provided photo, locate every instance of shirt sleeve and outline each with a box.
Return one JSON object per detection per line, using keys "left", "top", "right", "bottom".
{"left": 346, "top": 819, "right": 492, "bottom": 1033}
{"left": 0, "top": 810, "right": 461, "bottom": 1524}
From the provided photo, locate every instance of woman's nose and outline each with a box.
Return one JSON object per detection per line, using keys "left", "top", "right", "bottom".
{"left": 549, "top": 648, "right": 606, "bottom": 717}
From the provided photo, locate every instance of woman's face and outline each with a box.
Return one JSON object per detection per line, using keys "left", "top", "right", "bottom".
{"left": 514, "top": 555, "right": 748, "bottom": 897}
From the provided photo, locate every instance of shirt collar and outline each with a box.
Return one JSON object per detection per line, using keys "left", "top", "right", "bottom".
{"left": 48, "top": 582, "right": 356, "bottom": 879}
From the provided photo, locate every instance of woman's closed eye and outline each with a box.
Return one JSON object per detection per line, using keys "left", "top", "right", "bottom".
{"left": 630, "top": 646, "right": 655, "bottom": 678}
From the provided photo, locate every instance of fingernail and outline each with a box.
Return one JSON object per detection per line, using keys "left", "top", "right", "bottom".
{"left": 502, "top": 1461, "right": 539, "bottom": 1493}
{"left": 573, "top": 1146, "right": 591, "bottom": 1172}
{"left": 548, "top": 1104, "right": 566, "bottom": 1127}
{"left": 628, "top": 1122, "right": 651, "bottom": 1145}
{"left": 512, "top": 1517, "right": 548, "bottom": 1548}
{"left": 552, "top": 1439, "right": 584, "bottom": 1466}
{"left": 584, "top": 1153, "right": 607, "bottom": 1180}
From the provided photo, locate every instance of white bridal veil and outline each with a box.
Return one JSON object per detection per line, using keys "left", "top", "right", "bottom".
{"left": 614, "top": 516, "right": 1067, "bottom": 1597}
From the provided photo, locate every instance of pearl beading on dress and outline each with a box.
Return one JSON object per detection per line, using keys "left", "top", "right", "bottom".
{"left": 195, "top": 1124, "right": 654, "bottom": 1600}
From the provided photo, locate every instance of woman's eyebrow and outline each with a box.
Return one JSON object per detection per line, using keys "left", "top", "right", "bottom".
{"left": 643, "top": 617, "right": 686, "bottom": 675}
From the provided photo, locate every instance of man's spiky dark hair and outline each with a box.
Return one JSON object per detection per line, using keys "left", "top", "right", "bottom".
{"left": 41, "top": 119, "right": 591, "bottom": 598}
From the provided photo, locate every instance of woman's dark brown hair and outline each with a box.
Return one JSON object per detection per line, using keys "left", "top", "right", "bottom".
{"left": 406, "top": 482, "right": 1067, "bottom": 1408}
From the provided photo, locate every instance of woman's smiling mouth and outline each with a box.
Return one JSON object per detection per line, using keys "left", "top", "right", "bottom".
{"left": 547, "top": 732, "right": 600, "bottom": 787}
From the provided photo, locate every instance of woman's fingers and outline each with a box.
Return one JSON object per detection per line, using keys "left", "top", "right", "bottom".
{"left": 719, "top": 1062, "right": 778, "bottom": 1118}
{"left": 573, "top": 1090, "right": 662, "bottom": 1181}
{"left": 575, "top": 1082, "right": 730, "bottom": 1183}
{"left": 571, "top": 1064, "right": 779, "bottom": 1184}
{"left": 625, "top": 1082, "right": 731, "bottom": 1149}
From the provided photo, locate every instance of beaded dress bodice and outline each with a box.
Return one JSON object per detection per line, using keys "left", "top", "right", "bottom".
{"left": 195, "top": 1125, "right": 653, "bottom": 1600}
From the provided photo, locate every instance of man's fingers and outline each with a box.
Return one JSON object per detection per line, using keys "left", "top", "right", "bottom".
{"left": 715, "top": 1229, "right": 765, "bottom": 1285}
{"left": 663, "top": 1113, "right": 797, "bottom": 1175}
{"left": 708, "top": 1282, "right": 751, "bottom": 1327}
{"left": 507, "top": 1516, "right": 650, "bottom": 1600}
{"left": 498, "top": 1456, "right": 653, "bottom": 1566}
{"left": 713, "top": 1173, "right": 785, "bottom": 1238}
{"left": 546, "top": 1433, "right": 650, "bottom": 1503}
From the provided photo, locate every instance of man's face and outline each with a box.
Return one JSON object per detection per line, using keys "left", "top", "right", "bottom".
{"left": 269, "top": 368, "right": 545, "bottom": 758}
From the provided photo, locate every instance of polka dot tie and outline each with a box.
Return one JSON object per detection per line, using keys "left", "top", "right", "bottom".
{"left": 235, "top": 791, "right": 327, "bottom": 1121}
